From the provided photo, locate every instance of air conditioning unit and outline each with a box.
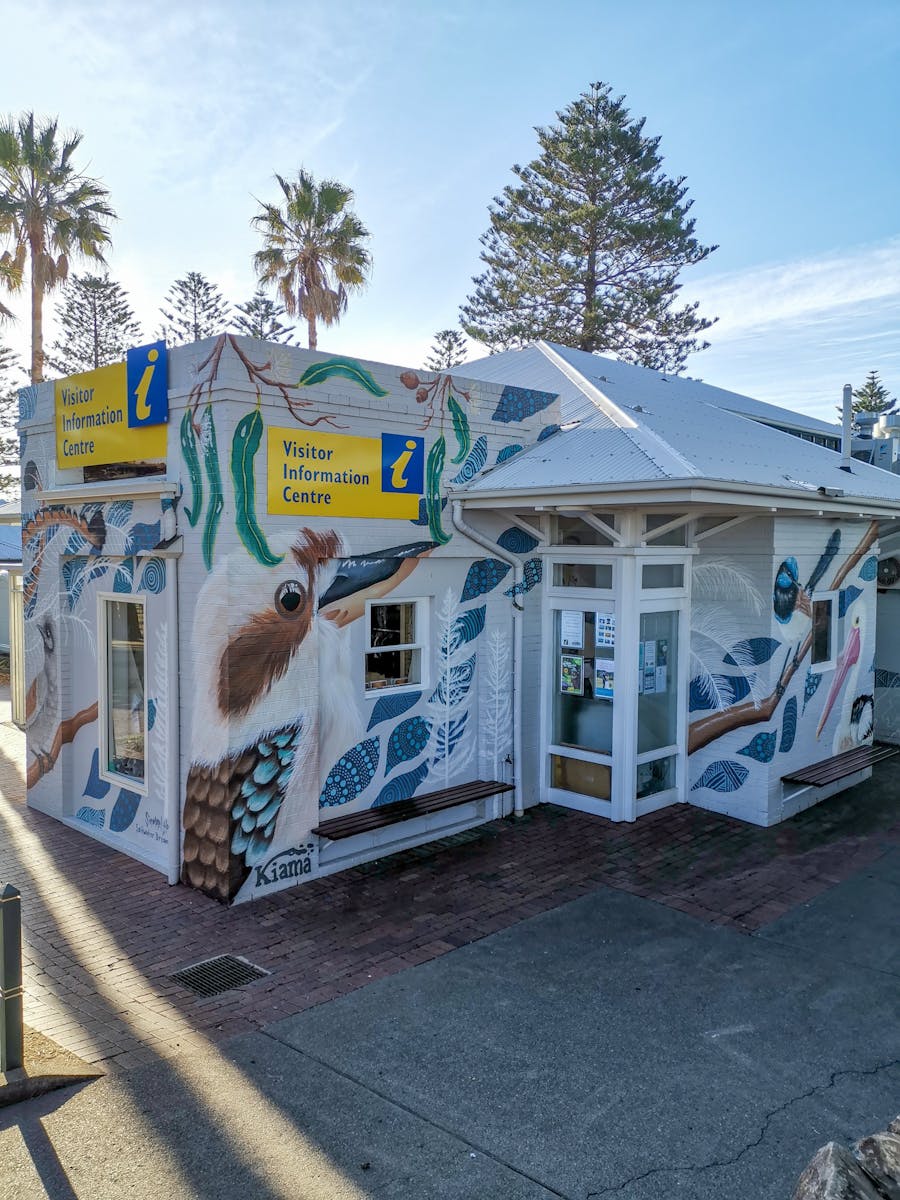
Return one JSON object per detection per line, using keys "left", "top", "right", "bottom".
{"left": 877, "top": 557, "right": 900, "bottom": 589}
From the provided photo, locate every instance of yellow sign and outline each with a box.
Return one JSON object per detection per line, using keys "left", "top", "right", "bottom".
{"left": 55, "top": 361, "right": 167, "bottom": 468}
{"left": 267, "top": 427, "right": 425, "bottom": 519}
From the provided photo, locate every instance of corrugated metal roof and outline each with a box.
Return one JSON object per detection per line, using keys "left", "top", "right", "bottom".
{"left": 461, "top": 342, "right": 900, "bottom": 506}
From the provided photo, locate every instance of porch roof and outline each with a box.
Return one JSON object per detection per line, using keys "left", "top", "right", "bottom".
{"left": 456, "top": 343, "right": 900, "bottom": 517}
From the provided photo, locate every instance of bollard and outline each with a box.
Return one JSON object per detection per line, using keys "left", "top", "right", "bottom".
{"left": 0, "top": 883, "right": 23, "bottom": 1073}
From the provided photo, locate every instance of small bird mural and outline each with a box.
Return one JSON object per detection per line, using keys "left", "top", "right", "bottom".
{"left": 773, "top": 530, "right": 841, "bottom": 625}
{"left": 181, "top": 528, "right": 434, "bottom": 903}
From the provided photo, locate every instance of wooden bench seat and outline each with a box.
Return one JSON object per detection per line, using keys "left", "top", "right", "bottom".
{"left": 313, "top": 779, "right": 514, "bottom": 842}
{"left": 782, "top": 743, "right": 899, "bottom": 788}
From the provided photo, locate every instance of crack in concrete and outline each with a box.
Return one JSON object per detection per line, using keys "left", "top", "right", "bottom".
{"left": 585, "top": 1057, "right": 900, "bottom": 1198}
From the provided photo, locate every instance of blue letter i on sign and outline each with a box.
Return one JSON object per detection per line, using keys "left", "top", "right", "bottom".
{"left": 381, "top": 433, "right": 424, "bottom": 494}
{"left": 127, "top": 341, "right": 169, "bottom": 428}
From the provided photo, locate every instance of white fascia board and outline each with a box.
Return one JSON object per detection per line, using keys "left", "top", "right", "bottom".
{"left": 37, "top": 478, "right": 178, "bottom": 503}
{"left": 453, "top": 478, "right": 900, "bottom": 518}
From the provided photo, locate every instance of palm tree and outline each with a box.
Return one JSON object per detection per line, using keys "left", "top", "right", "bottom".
{"left": 0, "top": 112, "right": 116, "bottom": 382}
{"left": 0, "top": 254, "right": 20, "bottom": 321}
{"left": 252, "top": 170, "right": 371, "bottom": 351}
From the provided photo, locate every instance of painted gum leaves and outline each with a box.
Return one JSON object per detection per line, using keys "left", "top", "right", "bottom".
{"left": 232, "top": 407, "right": 284, "bottom": 566}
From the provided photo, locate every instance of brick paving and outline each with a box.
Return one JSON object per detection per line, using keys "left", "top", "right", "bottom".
{"left": 0, "top": 711, "right": 897, "bottom": 1073}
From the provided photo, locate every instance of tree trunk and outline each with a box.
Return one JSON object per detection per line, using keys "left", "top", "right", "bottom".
{"left": 307, "top": 312, "right": 317, "bottom": 351}
{"left": 31, "top": 276, "right": 43, "bottom": 384}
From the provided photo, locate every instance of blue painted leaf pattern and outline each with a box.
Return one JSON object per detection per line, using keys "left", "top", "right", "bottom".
{"left": 429, "top": 654, "right": 475, "bottom": 706}
{"left": 859, "top": 555, "right": 878, "bottom": 582}
{"left": 806, "top": 529, "right": 841, "bottom": 592}
{"left": 690, "top": 760, "right": 750, "bottom": 793}
{"left": 113, "top": 558, "right": 134, "bottom": 593}
{"left": 372, "top": 762, "right": 430, "bottom": 808}
{"left": 803, "top": 669, "right": 823, "bottom": 710}
{"left": 75, "top": 806, "right": 105, "bottom": 828}
{"left": 431, "top": 712, "right": 469, "bottom": 765}
{"left": 106, "top": 500, "right": 134, "bottom": 528}
{"left": 491, "top": 384, "right": 557, "bottom": 424}
{"left": 367, "top": 690, "right": 422, "bottom": 731}
{"left": 779, "top": 696, "right": 798, "bottom": 753}
{"left": 497, "top": 526, "right": 540, "bottom": 554}
{"left": 125, "top": 521, "right": 161, "bottom": 556}
{"left": 451, "top": 436, "right": 487, "bottom": 484}
{"left": 839, "top": 586, "right": 862, "bottom": 617}
{"left": 496, "top": 444, "right": 523, "bottom": 464}
{"left": 385, "top": 716, "right": 430, "bottom": 776}
{"left": 737, "top": 731, "right": 777, "bottom": 763}
{"left": 688, "top": 674, "right": 752, "bottom": 712}
{"left": 537, "top": 423, "right": 561, "bottom": 442}
{"left": 110, "top": 788, "right": 142, "bottom": 832}
{"left": 452, "top": 606, "right": 486, "bottom": 648}
{"left": 461, "top": 559, "right": 511, "bottom": 600}
{"left": 724, "top": 637, "right": 781, "bottom": 667}
{"left": 410, "top": 495, "right": 447, "bottom": 527}
{"left": 82, "top": 749, "right": 111, "bottom": 800}
{"left": 147, "top": 699, "right": 157, "bottom": 731}
{"left": 504, "top": 558, "right": 542, "bottom": 599}
{"left": 139, "top": 558, "right": 166, "bottom": 594}
{"left": 18, "top": 385, "right": 38, "bottom": 422}
{"left": 319, "top": 737, "right": 380, "bottom": 807}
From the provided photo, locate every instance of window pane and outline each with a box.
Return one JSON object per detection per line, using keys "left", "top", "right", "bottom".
{"left": 638, "top": 610, "right": 678, "bottom": 754}
{"left": 552, "top": 562, "right": 613, "bottom": 589}
{"left": 637, "top": 755, "right": 676, "bottom": 799}
{"left": 644, "top": 514, "right": 688, "bottom": 545}
{"left": 551, "top": 754, "right": 611, "bottom": 800}
{"left": 365, "top": 647, "right": 421, "bottom": 691}
{"left": 370, "top": 602, "right": 415, "bottom": 648}
{"left": 553, "top": 610, "right": 613, "bottom": 754}
{"left": 642, "top": 563, "right": 684, "bottom": 589}
{"left": 106, "top": 601, "right": 145, "bottom": 782}
{"left": 812, "top": 599, "right": 832, "bottom": 665}
{"left": 556, "top": 515, "right": 615, "bottom": 547}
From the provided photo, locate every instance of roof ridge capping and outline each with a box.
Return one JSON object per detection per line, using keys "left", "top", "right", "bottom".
{"left": 536, "top": 340, "right": 702, "bottom": 479}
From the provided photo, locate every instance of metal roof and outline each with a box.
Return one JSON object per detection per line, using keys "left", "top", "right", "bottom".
{"left": 463, "top": 343, "right": 840, "bottom": 438}
{"left": 459, "top": 342, "right": 900, "bottom": 510}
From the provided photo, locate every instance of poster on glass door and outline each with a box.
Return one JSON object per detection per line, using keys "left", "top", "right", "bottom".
{"left": 595, "top": 612, "right": 616, "bottom": 648}
{"left": 638, "top": 639, "right": 669, "bottom": 695}
{"left": 560, "top": 610, "right": 584, "bottom": 649}
{"left": 560, "top": 654, "right": 584, "bottom": 694}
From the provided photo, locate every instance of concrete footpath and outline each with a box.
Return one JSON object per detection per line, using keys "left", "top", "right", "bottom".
{"left": 1, "top": 847, "right": 897, "bottom": 1200}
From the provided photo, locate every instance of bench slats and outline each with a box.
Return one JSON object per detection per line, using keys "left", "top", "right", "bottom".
{"left": 782, "top": 743, "right": 899, "bottom": 788}
{"left": 313, "top": 779, "right": 514, "bottom": 842}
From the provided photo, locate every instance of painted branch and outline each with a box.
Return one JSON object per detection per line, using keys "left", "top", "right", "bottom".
{"left": 26, "top": 702, "right": 98, "bottom": 790}
{"left": 688, "top": 521, "right": 878, "bottom": 755}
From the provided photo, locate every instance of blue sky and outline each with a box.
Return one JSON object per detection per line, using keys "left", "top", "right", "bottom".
{"left": 4, "top": 0, "right": 899, "bottom": 421}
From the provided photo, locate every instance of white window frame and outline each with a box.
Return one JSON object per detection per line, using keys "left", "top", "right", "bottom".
{"left": 809, "top": 589, "right": 839, "bottom": 674}
{"left": 98, "top": 592, "right": 149, "bottom": 794}
{"left": 363, "top": 596, "right": 429, "bottom": 698}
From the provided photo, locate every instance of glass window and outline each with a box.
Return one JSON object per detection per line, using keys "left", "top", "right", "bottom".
{"left": 556, "top": 514, "right": 616, "bottom": 547}
{"left": 103, "top": 599, "right": 146, "bottom": 784}
{"left": 551, "top": 754, "right": 611, "bottom": 800}
{"left": 637, "top": 610, "right": 678, "bottom": 755}
{"left": 644, "top": 514, "right": 688, "bottom": 546}
{"left": 552, "top": 562, "right": 613, "bottom": 589}
{"left": 636, "top": 755, "right": 676, "bottom": 799}
{"left": 642, "top": 563, "right": 684, "bottom": 589}
{"left": 552, "top": 609, "right": 615, "bottom": 755}
{"left": 365, "top": 600, "right": 423, "bottom": 692}
{"left": 811, "top": 595, "right": 834, "bottom": 669}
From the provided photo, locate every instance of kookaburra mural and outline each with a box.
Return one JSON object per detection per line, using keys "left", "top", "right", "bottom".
{"left": 182, "top": 529, "right": 435, "bottom": 902}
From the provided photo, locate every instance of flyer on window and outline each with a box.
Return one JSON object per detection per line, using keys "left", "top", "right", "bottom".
{"left": 655, "top": 637, "right": 669, "bottom": 694}
{"left": 595, "top": 665, "right": 615, "bottom": 700}
{"left": 641, "top": 639, "right": 657, "bottom": 695}
{"left": 595, "top": 612, "right": 616, "bottom": 648}
{"left": 560, "top": 610, "right": 584, "bottom": 650}
{"left": 560, "top": 654, "right": 584, "bottom": 694}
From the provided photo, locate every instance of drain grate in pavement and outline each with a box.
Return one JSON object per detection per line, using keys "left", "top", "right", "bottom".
{"left": 171, "top": 954, "right": 270, "bottom": 997}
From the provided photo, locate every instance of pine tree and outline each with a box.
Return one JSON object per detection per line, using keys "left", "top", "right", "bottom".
{"left": 47, "top": 273, "right": 142, "bottom": 376}
{"left": 461, "top": 82, "right": 717, "bottom": 373}
{"left": 0, "top": 342, "right": 22, "bottom": 498}
{"left": 852, "top": 370, "right": 895, "bottom": 419}
{"left": 158, "top": 272, "right": 231, "bottom": 345}
{"left": 233, "top": 288, "right": 295, "bottom": 343}
{"left": 425, "top": 329, "right": 467, "bottom": 371}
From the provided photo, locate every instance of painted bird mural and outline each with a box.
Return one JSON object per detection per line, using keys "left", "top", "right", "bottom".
{"left": 181, "top": 528, "right": 434, "bottom": 903}
{"left": 815, "top": 611, "right": 866, "bottom": 748}
{"left": 773, "top": 531, "right": 841, "bottom": 625}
